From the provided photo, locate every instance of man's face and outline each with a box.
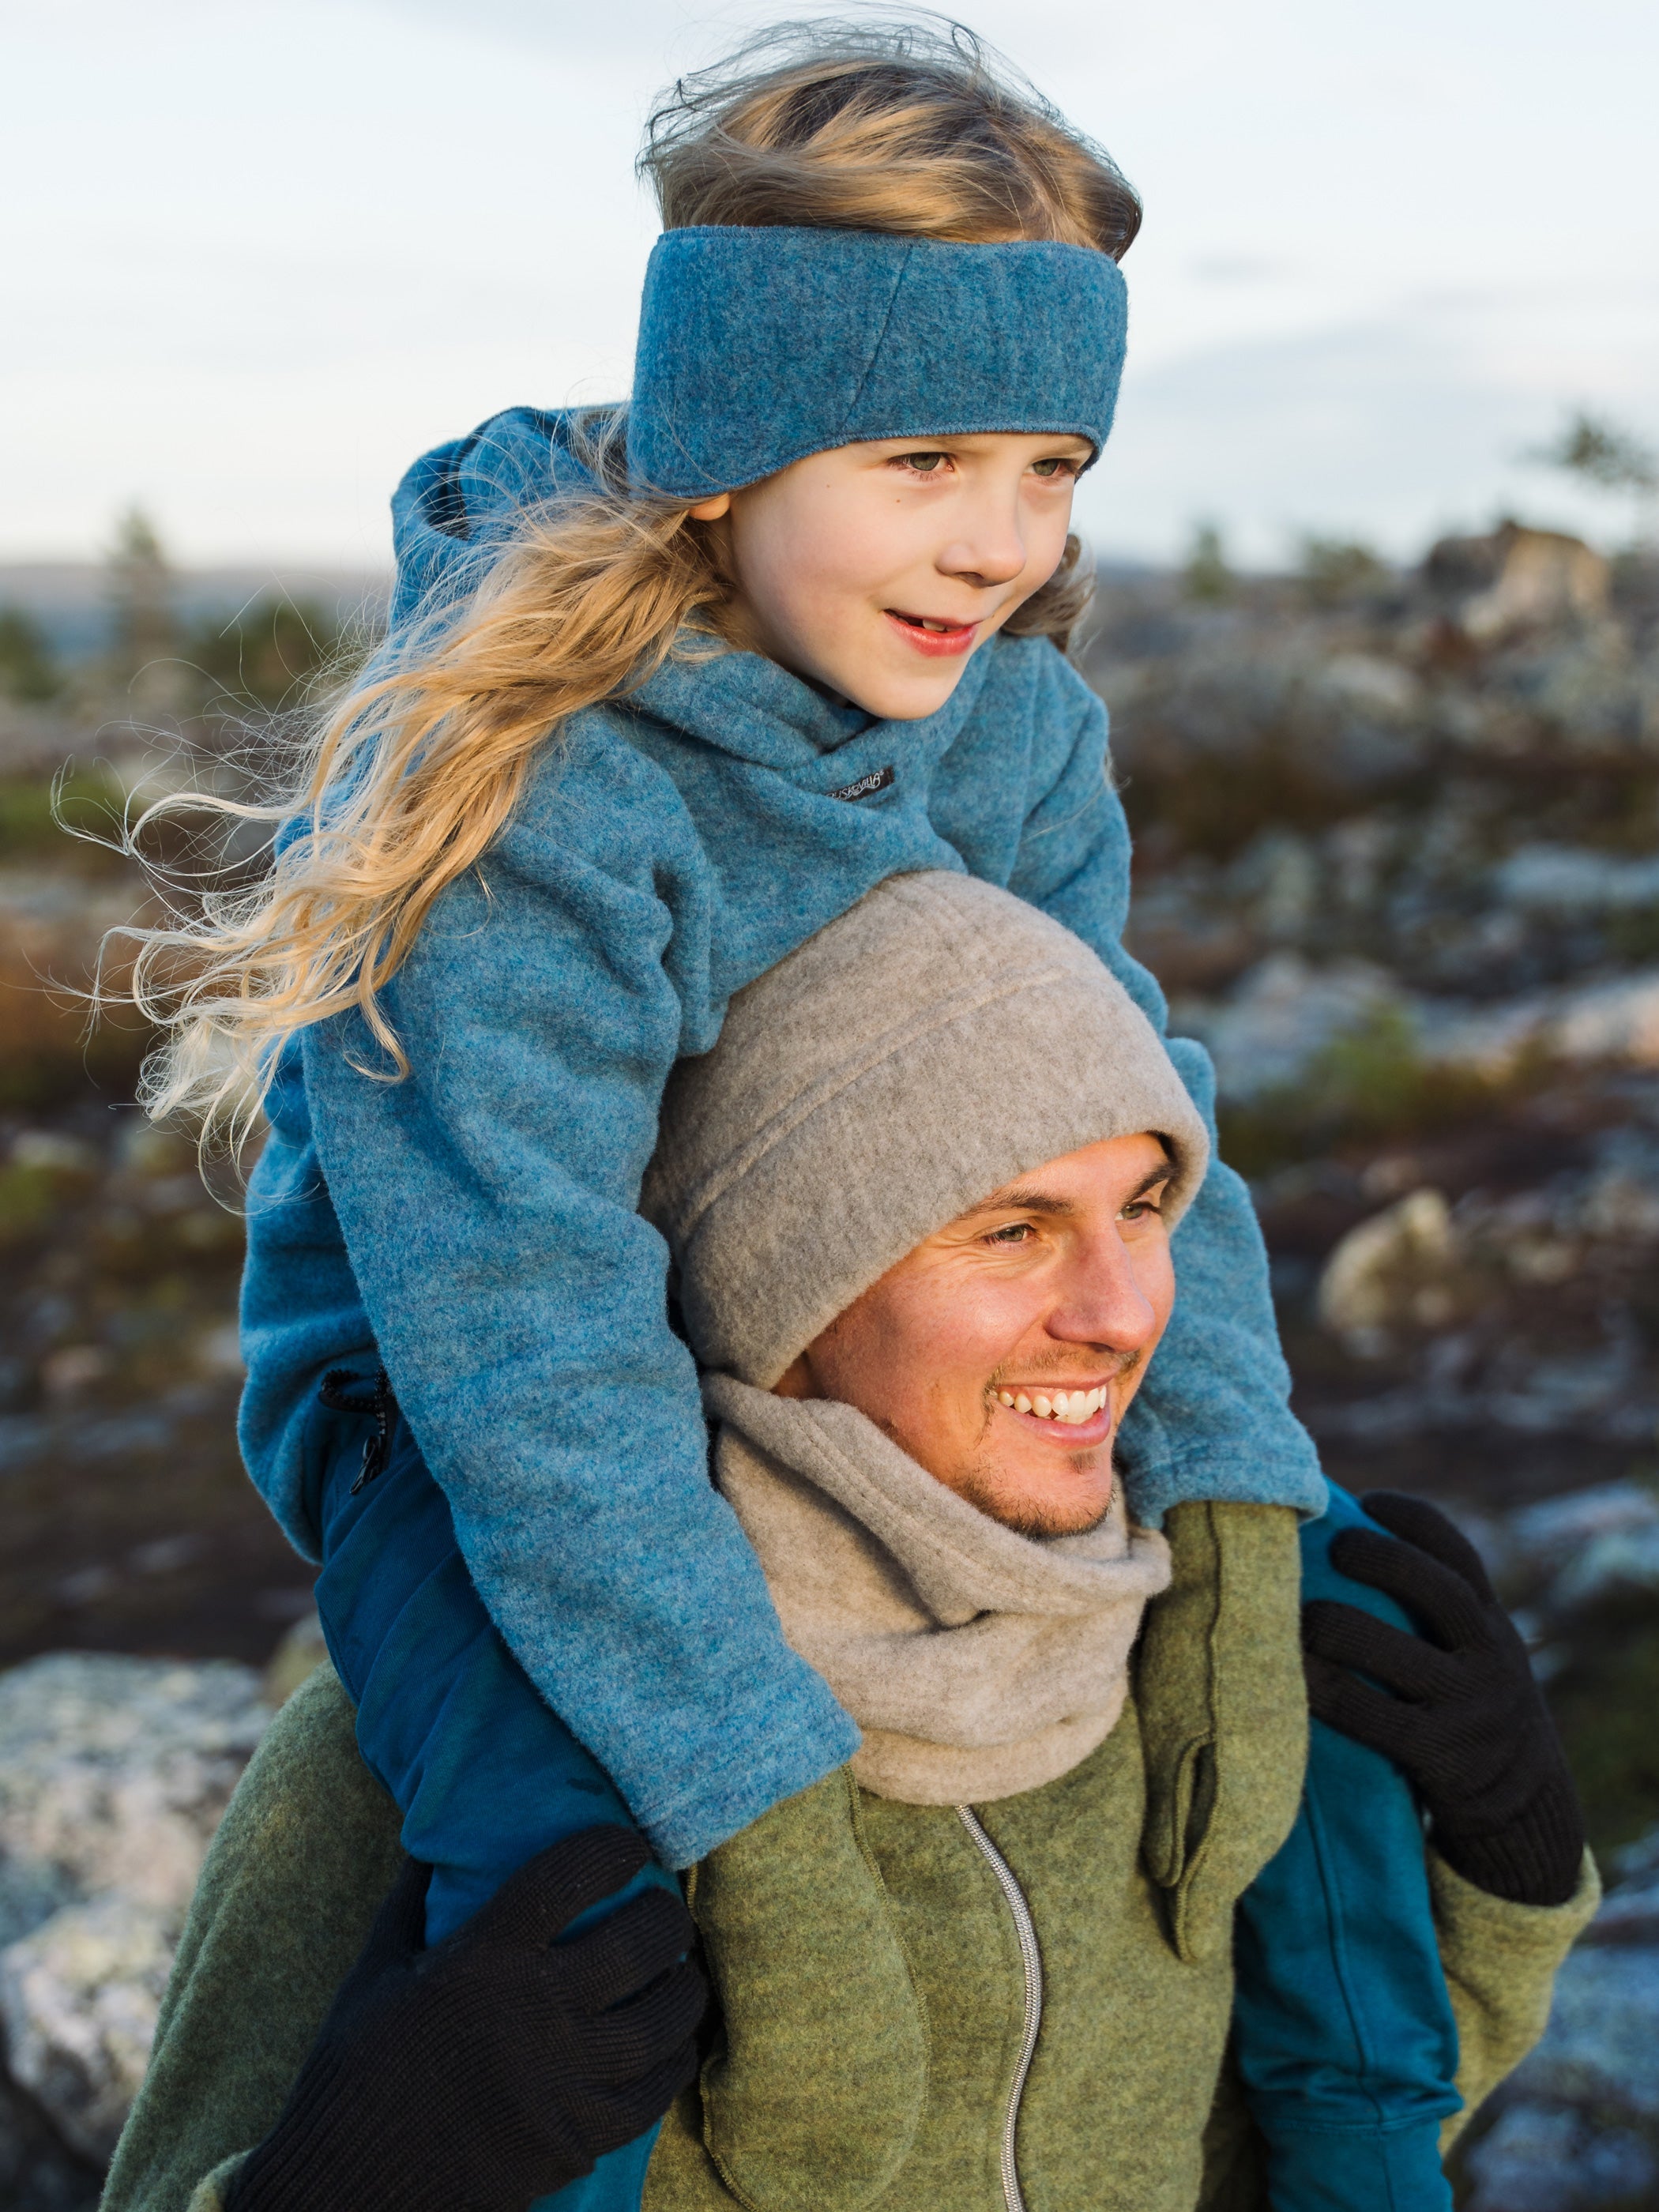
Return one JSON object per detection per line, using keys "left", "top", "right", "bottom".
{"left": 774, "top": 1132, "right": 1176, "bottom": 1537}
{"left": 689, "top": 431, "right": 1092, "bottom": 722}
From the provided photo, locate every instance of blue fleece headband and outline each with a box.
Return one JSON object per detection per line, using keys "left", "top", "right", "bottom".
{"left": 625, "top": 226, "right": 1128, "bottom": 498}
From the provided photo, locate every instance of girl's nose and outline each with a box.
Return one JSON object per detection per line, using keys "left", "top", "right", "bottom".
{"left": 937, "top": 502, "right": 1029, "bottom": 589}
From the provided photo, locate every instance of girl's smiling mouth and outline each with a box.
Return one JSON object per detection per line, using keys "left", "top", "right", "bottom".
{"left": 885, "top": 609, "right": 980, "bottom": 656}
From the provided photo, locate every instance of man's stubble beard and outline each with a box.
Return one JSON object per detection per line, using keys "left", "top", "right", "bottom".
{"left": 951, "top": 1354, "right": 1137, "bottom": 1538}
{"left": 946, "top": 1444, "right": 1116, "bottom": 1540}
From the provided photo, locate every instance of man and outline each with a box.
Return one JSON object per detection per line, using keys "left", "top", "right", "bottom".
{"left": 107, "top": 876, "right": 1595, "bottom": 2212}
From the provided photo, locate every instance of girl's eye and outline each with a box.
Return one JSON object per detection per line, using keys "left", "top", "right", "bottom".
{"left": 898, "top": 452, "right": 948, "bottom": 474}
{"left": 1031, "top": 457, "right": 1080, "bottom": 480}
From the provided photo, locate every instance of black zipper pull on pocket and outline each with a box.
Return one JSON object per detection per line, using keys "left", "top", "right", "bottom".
{"left": 346, "top": 1364, "right": 394, "bottom": 1494}
{"left": 350, "top": 1431, "right": 386, "bottom": 1495}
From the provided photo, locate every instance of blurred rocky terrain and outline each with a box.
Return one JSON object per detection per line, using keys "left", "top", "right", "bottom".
{"left": 1092, "top": 518, "right": 1659, "bottom": 2206}
{"left": 0, "top": 813, "right": 318, "bottom": 1676}
{"left": 0, "top": 529, "right": 360, "bottom": 1678}
{"left": 2, "top": 510, "right": 1658, "bottom": 2202}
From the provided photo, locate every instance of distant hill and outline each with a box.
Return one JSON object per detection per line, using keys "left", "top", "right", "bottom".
{"left": 0, "top": 562, "right": 391, "bottom": 664}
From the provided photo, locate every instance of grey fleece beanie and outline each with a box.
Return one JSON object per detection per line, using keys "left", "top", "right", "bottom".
{"left": 641, "top": 872, "right": 1210, "bottom": 1388}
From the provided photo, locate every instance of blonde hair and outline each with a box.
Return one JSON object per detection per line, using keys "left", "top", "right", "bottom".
{"left": 124, "top": 16, "right": 1139, "bottom": 1138}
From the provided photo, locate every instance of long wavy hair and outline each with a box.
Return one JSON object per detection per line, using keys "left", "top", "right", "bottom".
{"left": 120, "top": 15, "right": 1141, "bottom": 1140}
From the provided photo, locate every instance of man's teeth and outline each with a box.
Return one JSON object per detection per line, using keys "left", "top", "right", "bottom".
{"left": 997, "top": 1386, "right": 1107, "bottom": 1425}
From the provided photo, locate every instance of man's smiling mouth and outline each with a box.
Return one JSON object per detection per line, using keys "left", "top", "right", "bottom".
{"left": 996, "top": 1385, "right": 1108, "bottom": 1426}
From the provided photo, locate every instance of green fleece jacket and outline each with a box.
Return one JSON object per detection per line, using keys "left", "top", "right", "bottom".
{"left": 103, "top": 1503, "right": 1597, "bottom": 2212}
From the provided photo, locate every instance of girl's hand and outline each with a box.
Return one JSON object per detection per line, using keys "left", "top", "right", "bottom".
{"left": 1302, "top": 1492, "right": 1586, "bottom": 1908}
{"left": 228, "top": 1826, "right": 705, "bottom": 2212}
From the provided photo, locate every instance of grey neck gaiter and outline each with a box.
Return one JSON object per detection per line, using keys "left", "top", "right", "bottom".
{"left": 705, "top": 1374, "right": 1172, "bottom": 1807}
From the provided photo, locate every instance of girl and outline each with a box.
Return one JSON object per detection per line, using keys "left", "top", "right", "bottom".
{"left": 120, "top": 18, "right": 1585, "bottom": 2212}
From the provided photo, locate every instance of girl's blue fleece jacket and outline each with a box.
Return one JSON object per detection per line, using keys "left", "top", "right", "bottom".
{"left": 239, "top": 409, "right": 1458, "bottom": 2207}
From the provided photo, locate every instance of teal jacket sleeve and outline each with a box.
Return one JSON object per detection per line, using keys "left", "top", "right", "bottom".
{"left": 1232, "top": 1483, "right": 1461, "bottom": 2212}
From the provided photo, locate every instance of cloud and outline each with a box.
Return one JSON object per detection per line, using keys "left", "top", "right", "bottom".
{"left": 1081, "top": 307, "right": 1659, "bottom": 564}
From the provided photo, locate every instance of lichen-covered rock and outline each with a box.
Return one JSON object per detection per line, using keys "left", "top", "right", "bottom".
{"left": 0, "top": 1654, "right": 271, "bottom": 2195}
{"left": 0, "top": 1654, "right": 269, "bottom": 1949}
{"left": 0, "top": 1896, "right": 176, "bottom": 2165}
{"left": 1316, "top": 1187, "right": 1457, "bottom": 1341}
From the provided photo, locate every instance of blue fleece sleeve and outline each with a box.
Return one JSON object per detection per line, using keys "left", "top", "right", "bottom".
{"left": 1005, "top": 683, "right": 1326, "bottom": 1524}
{"left": 297, "top": 732, "right": 857, "bottom": 1868}
{"left": 1232, "top": 1483, "right": 1461, "bottom": 2211}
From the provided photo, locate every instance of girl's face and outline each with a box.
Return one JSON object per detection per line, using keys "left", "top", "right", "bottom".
{"left": 691, "top": 431, "right": 1093, "bottom": 720}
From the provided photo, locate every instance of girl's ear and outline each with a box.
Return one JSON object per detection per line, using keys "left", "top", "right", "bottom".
{"left": 689, "top": 492, "right": 732, "bottom": 521}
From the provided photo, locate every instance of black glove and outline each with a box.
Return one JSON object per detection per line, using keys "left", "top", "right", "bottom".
{"left": 1302, "top": 1491, "right": 1586, "bottom": 1909}
{"left": 229, "top": 1826, "right": 705, "bottom": 2212}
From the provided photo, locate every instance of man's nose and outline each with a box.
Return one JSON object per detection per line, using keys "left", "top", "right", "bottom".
{"left": 1045, "top": 1232, "right": 1160, "bottom": 1352}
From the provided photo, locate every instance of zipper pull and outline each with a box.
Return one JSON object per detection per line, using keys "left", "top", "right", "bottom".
{"left": 348, "top": 1364, "right": 394, "bottom": 1494}
{"left": 350, "top": 1431, "right": 386, "bottom": 1495}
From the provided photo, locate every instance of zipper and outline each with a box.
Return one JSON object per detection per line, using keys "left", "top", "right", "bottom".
{"left": 957, "top": 1805, "right": 1043, "bottom": 2212}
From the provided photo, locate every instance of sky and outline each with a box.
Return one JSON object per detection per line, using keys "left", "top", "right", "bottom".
{"left": 4, "top": 0, "right": 1657, "bottom": 572}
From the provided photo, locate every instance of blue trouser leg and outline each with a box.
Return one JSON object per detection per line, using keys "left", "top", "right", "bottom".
{"left": 306, "top": 1390, "right": 672, "bottom": 2212}
{"left": 1232, "top": 1483, "right": 1462, "bottom": 2212}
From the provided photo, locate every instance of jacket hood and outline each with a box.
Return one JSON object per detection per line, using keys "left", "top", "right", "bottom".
{"left": 389, "top": 406, "right": 611, "bottom": 631}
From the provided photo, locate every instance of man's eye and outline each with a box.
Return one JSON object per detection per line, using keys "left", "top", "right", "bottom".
{"left": 985, "top": 1222, "right": 1034, "bottom": 1246}
{"left": 1122, "top": 1192, "right": 1168, "bottom": 1221}
{"left": 899, "top": 451, "right": 948, "bottom": 474}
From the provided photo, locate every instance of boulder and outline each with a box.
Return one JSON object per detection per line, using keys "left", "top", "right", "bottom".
{"left": 0, "top": 1654, "right": 269, "bottom": 1950}
{"left": 1180, "top": 957, "right": 1659, "bottom": 1112}
{"left": 1315, "top": 1188, "right": 1457, "bottom": 1341}
{"left": 1501, "top": 1480, "right": 1659, "bottom": 1601}
{"left": 0, "top": 1653, "right": 270, "bottom": 2189}
{"left": 1424, "top": 969, "right": 1659, "bottom": 1082}
{"left": 0, "top": 1897, "right": 175, "bottom": 2165}
{"left": 1548, "top": 972, "right": 1659, "bottom": 1069}
{"left": 1493, "top": 845, "right": 1659, "bottom": 920}
{"left": 1425, "top": 521, "right": 1610, "bottom": 641}
{"left": 1175, "top": 953, "right": 1404, "bottom": 1104}
{"left": 1549, "top": 1522, "right": 1659, "bottom": 1615}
